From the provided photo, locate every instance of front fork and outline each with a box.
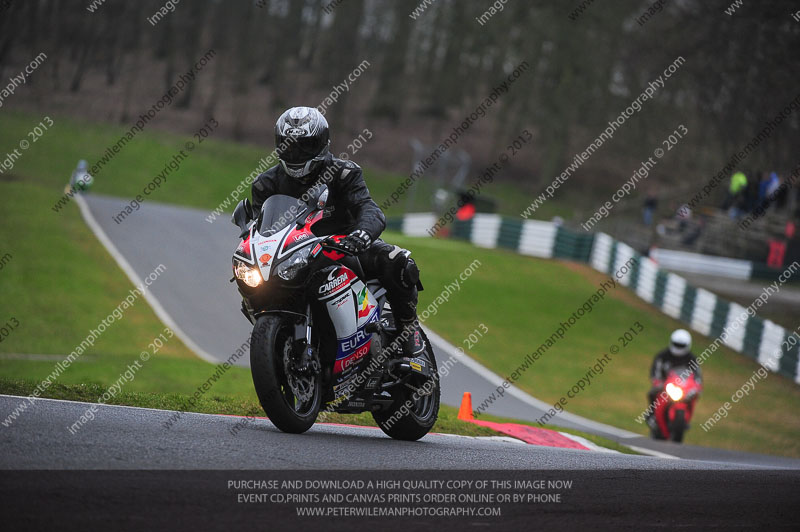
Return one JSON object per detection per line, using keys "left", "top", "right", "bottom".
{"left": 290, "top": 306, "right": 320, "bottom": 374}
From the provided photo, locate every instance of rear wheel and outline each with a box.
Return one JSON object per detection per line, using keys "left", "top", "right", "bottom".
{"left": 250, "top": 315, "right": 321, "bottom": 434}
{"left": 371, "top": 330, "right": 440, "bottom": 441}
{"left": 670, "top": 409, "right": 686, "bottom": 443}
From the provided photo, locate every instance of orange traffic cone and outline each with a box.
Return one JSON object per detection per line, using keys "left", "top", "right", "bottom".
{"left": 457, "top": 392, "right": 474, "bottom": 421}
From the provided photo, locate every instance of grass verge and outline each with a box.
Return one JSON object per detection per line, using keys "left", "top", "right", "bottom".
{"left": 386, "top": 232, "right": 800, "bottom": 458}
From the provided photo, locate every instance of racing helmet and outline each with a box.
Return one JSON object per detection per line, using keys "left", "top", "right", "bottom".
{"left": 274, "top": 106, "right": 330, "bottom": 182}
{"left": 669, "top": 329, "right": 692, "bottom": 356}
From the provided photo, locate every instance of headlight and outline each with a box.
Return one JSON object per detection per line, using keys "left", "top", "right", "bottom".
{"left": 665, "top": 382, "right": 684, "bottom": 401}
{"left": 234, "top": 261, "right": 262, "bottom": 287}
{"left": 274, "top": 246, "right": 312, "bottom": 281}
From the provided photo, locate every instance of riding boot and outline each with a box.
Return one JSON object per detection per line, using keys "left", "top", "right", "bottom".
{"left": 387, "top": 291, "right": 426, "bottom": 357}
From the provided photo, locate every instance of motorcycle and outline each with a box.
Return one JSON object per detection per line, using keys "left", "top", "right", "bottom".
{"left": 651, "top": 369, "right": 702, "bottom": 443}
{"left": 229, "top": 186, "right": 439, "bottom": 441}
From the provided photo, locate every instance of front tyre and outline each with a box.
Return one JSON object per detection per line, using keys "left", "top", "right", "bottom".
{"left": 250, "top": 315, "right": 321, "bottom": 434}
{"left": 372, "top": 331, "right": 440, "bottom": 441}
{"left": 670, "top": 409, "right": 686, "bottom": 443}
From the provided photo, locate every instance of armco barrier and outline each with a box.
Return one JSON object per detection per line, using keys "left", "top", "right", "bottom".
{"left": 389, "top": 213, "right": 800, "bottom": 384}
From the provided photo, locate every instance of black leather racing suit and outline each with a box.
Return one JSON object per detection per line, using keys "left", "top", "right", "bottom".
{"left": 251, "top": 153, "right": 421, "bottom": 325}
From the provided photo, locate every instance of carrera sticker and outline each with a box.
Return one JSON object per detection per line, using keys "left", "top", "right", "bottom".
{"left": 319, "top": 268, "right": 356, "bottom": 295}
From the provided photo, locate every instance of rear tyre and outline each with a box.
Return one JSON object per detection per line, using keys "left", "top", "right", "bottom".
{"left": 670, "top": 409, "right": 686, "bottom": 443}
{"left": 372, "top": 330, "right": 440, "bottom": 441}
{"left": 250, "top": 315, "right": 321, "bottom": 434}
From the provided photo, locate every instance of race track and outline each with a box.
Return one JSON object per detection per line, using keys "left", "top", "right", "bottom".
{"left": 0, "top": 395, "right": 737, "bottom": 470}
{"left": 3, "top": 395, "right": 800, "bottom": 529}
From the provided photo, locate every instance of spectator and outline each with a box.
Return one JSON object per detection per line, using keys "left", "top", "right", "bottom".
{"left": 676, "top": 203, "right": 691, "bottom": 232}
{"left": 725, "top": 170, "right": 747, "bottom": 217}
{"left": 756, "top": 171, "right": 781, "bottom": 215}
{"left": 758, "top": 171, "right": 775, "bottom": 203}
{"left": 743, "top": 170, "right": 762, "bottom": 213}
{"left": 643, "top": 187, "right": 658, "bottom": 226}
{"left": 773, "top": 174, "right": 790, "bottom": 210}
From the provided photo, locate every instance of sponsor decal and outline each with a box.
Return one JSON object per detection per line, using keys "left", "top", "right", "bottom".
{"left": 335, "top": 342, "right": 371, "bottom": 373}
{"left": 357, "top": 286, "right": 375, "bottom": 319}
{"left": 319, "top": 267, "right": 355, "bottom": 295}
{"left": 338, "top": 330, "right": 370, "bottom": 357}
{"left": 336, "top": 311, "right": 379, "bottom": 358}
{"left": 259, "top": 253, "right": 272, "bottom": 265}
{"left": 331, "top": 293, "right": 349, "bottom": 308}
{"left": 285, "top": 230, "right": 311, "bottom": 248}
{"left": 410, "top": 357, "right": 426, "bottom": 368}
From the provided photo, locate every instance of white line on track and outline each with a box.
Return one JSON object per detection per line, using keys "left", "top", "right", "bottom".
{"left": 75, "top": 194, "right": 220, "bottom": 364}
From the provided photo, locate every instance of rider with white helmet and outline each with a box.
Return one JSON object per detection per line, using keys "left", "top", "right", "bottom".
{"left": 646, "top": 329, "right": 702, "bottom": 426}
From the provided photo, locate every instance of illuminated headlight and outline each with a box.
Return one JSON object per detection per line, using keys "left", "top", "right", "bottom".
{"left": 234, "top": 261, "right": 262, "bottom": 287}
{"left": 665, "top": 382, "right": 684, "bottom": 401}
{"left": 274, "top": 246, "right": 312, "bottom": 281}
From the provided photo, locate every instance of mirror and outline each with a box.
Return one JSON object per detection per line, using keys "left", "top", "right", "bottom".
{"left": 316, "top": 185, "right": 329, "bottom": 210}
{"left": 231, "top": 198, "right": 253, "bottom": 237}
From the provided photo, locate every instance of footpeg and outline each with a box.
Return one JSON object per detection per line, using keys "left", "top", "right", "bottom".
{"left": 390, "top": 356, "right": 431, "bottom": 378}
{"left": 364, "top": 322, "right": 383, "bottom": 334}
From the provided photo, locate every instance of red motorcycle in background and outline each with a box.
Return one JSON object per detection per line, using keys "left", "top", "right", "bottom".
{"left": 651, "top": 369, "right": 702, "bottom": 443}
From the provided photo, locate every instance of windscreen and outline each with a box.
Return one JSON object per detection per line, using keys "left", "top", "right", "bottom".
{"left": 258, "top": 194, "right": 309, "bottom": 236}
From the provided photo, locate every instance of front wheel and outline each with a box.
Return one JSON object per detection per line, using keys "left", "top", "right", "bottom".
{"left": 372, "top": 331, "right": 440, "bottom": 441}
{"left": 670, "top": 408, "right": 686, "bottom": 443}
{"left": 250, "top": 315, "right": 321, "bottom": 434}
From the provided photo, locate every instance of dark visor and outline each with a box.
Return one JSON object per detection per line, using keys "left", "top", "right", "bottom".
{"left": 277, "top": 135, "right": 325, "bottom": 164}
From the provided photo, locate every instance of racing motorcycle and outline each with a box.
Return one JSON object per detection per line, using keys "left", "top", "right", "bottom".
{"left": 651, "top": 369, "right": 702, "bottom": 443}
{"left": 230, "top": 186, "right": 439, "bottom": 441}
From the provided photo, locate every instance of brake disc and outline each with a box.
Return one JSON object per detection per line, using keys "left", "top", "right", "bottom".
{"left": 282, "top": 338, "right": 315, "bottom": 403}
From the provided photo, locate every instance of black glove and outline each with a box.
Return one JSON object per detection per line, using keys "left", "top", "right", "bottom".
{"left": 339, "top": 229, "right": 372, "bottom": 254}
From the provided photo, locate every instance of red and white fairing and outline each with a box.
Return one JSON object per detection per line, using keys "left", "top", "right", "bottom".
{"left": 317, "top": 266, "right": 380, "bottom": 395}
{"left": 236, "top": 211, "right": 323, "bottom": 280}
{"left": 235, "top": 208, "right": 380, "bottom": 398}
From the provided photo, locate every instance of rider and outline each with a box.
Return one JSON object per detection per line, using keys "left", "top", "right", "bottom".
{"left": 251, "top": 106, "right": 425, "bottom": 357}
{"left": 646, "top": 329, "right": 702, "bottom": 427}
